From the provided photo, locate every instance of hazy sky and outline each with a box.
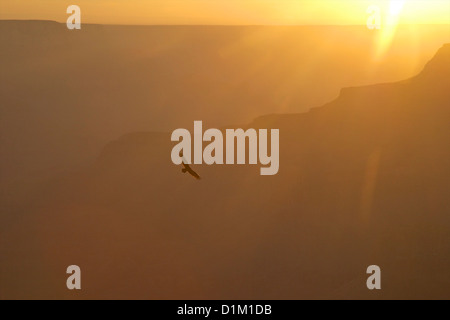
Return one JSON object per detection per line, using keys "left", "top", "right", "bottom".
{"left": 0, "top": 0, "right": 449, "bottom": 25}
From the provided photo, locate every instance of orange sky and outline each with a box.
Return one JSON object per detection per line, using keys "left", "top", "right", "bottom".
{"left": 0, "top": 0, "right": 449, "bottom": 25}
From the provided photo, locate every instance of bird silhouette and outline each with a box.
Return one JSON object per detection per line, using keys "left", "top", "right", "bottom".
{"left": 179, "top": 151, "right": 201, "bottom": 180}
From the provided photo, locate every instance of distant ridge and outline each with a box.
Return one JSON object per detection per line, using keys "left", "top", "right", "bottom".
{"left": 251, "top": 42, "right": 450, "bottom": 129}
{"left": 415, "top": 43, "right": 450, "bottom": 81}
{"left": 0, "top": 19, "right": 449, "bottom": 27}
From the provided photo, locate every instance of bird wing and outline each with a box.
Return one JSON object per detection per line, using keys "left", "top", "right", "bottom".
{"left": 179, "top": 151, "right": 201, "bottom": 179}
{"left": 187, "top": 167, "right": 201, "bottom": 180}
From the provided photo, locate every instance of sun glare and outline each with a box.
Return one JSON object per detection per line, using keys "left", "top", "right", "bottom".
{"left": 389, "top": 0, "right": 406, "bottom": 16}
{"left": 1, "top": 0, "right": 449, "bottom": 25}
{"left": 374, "top": 0, "right": 408, "bottom": 59}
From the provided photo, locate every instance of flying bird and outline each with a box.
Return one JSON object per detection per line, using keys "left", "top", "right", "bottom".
{"left": 179, "top": 151, "right": 201, "bottom": 180}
